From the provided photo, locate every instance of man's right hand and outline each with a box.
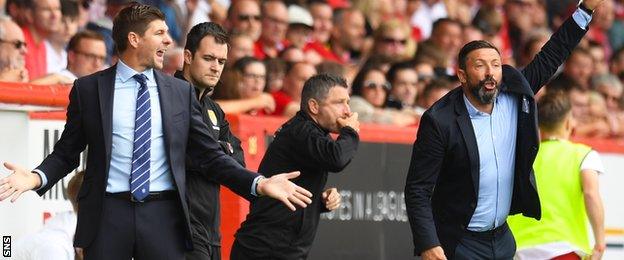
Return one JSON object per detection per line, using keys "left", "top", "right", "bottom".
{"left": 337, "top": 112, "right": 360, "bottom": 132}
{"left": 256, "top": 171, "right": 313, "bottom": 211}
{"left": 421, "top": 246, "right": 447, "bottom": 260}
{"left": 0, "top": 162, "right": 41, "bottom": 202}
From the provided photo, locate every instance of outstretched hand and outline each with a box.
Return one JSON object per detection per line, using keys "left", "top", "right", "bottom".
{"left": 0, "top": 162, "right": 41, "bottom": 202}
{"left": 256, "top": 171, "right": 313, "bottom": 211}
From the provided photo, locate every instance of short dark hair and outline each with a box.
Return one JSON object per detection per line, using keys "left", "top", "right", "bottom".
{"left": 61, "top": 0, "right": 80, "bottom": 19}
{"left": 184, "top": 22, "right": 229, "bottom": 56}
{"left": 422, "top": 78, "right": 453, "bottom": 99}
{"left": 386, "top": 61, "right": 415, "bottom": 84}
{"left": 431, "top": 18, "right": 461, "bottom": 35}
{"left": 457, "top": 40, "right": 500, "bottom": 70}
{"left": 232, "top": 56, "right": 263, "bottom": 74}
{"left": 112, "top": 3, "right": 165, "bottom": 53}
{"left": 301, "top": 73, "right": 348, "bottom": 113}
{"left": 67, "top": 30, "right": 105, "bottom": 51}
{"left": 538, "top": 90, "right": 571, "bottom": 132}
{"left": 19, "top": 0, "right": 34, "bottom": 9}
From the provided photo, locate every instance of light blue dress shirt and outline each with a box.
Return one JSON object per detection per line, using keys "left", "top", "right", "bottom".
{"left": 464, "top": 93, "right": 517, "bottom": 231}
{"left": 106, "top": 60, "right": 174, "bottom": 192}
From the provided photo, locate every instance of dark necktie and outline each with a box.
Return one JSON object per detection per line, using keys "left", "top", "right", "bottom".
{"left": 130, "top": 74, "right": 151, "bottom": 201}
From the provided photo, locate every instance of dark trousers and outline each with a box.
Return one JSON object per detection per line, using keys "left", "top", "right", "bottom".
{"left": 454, "top": 223, "right": 516, "bottom": 260}
{"left": 186, "top": 243, "right": 221, "bottom": 260}
{"left": 84, "top": 195, "right": 186, "bottom": 260}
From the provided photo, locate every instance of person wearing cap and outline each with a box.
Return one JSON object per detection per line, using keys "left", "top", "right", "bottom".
{"left": 285, "top": 4, "right": 313, "bottom": 49}
{"left": 231, "top": 74, "right": 359, "bottom": 260}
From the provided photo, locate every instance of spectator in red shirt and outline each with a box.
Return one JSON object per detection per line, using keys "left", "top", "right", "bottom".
{"left": 254, "top": 0, "right": 288, "bottom": 59}
{"left": 327, "top": 8, "right": 366, "bottom": 64}
{"left": 304, "top": 0, "right": 337, "bottom": 62}
{"left": 272, "top": 62, "right": 317, "bottom": 117}
{"left": 22, "top": 0, "right": 62, "bottom": 79}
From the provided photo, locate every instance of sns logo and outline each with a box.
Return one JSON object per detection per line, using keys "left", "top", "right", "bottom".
{"left": 2, "top": 236, "right": 10, "bottom": 257}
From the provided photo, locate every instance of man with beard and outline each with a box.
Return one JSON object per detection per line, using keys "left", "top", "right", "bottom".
{"left": 173, "top": 22, "right": 245, "bottom": 260}
{"left": 404, "top": 0, "right": 604, "bottom": 259}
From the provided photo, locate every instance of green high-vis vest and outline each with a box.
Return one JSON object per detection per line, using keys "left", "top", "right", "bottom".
{"left": 508, "top": 139, "right": 593, "bottom": 254}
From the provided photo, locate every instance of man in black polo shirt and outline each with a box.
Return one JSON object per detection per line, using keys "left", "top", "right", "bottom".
{"left": 174, "top": 22, "right": 245, "bottom": 260}
{"left": 231, "top": 74, "right": 360, "bottom": 259}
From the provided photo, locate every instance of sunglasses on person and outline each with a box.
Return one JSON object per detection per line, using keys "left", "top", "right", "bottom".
{"left": 381, "top": 37, "right": 407, "bottom": 45}
{"left": 0, "top": 39, "right": 27, "bottom": 49}
{"left": 238, "top": 14, "right": 262, "bottom": 21}
{"left": 364, "top": 81, "right": 391, "bottom": 91}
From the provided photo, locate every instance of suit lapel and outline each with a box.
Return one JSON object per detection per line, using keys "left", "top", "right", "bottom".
{"left": 454, "top": 93, "right": 480, "bottom": 194}
{"left": 154, "top": 71, "right": 174, "bottom": 160}
{"left": 98, "top": 65, "right": 116, "bottom": 161}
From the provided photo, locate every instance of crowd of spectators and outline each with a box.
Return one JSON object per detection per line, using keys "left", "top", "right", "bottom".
{"left": 1, "top": 0, "right": 623, "bottom": 138}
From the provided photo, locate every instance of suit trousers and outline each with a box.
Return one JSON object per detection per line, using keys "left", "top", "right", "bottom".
{"left": 454, "top": 223, "right": 516, "bottom": 260}
{"left": 83, "top": 194, "right": 186, "bottom": 260}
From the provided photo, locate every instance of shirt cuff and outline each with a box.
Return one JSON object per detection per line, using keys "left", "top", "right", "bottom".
{"left": 32, "top": 169, "right": 48, "bottom": 191}
{"left": 572, "top": 7, "right": 593, "bottom": 30}
{"left": 251, "top": 175, "right": 265, "bottom": 197}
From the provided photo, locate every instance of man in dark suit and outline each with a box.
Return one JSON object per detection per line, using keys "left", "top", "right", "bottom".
{"left": 173, "top": 22, "right": 246, "bottom": 260}
{"left": 404, "top": 1, "right": 603, "bottom": 259}
{"left": 0, "top": 4, "right": 312, "bottom": 260}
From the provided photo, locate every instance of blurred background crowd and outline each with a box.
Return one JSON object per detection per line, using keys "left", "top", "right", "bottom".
{"left": 0, "top": 0, "right": 623, "bottom": 138}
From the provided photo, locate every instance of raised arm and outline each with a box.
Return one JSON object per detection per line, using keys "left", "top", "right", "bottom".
{"left": 521, "top": 1, "right": 602, "bottom": 92}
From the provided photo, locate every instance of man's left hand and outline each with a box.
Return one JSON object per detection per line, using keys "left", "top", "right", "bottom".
{"left": 322, "top": 188, "right": 341, "bottom": 211}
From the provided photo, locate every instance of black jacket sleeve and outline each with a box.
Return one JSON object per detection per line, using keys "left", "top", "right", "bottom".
{"left": 522, "top": 14, "right": 587, "bottom": 93}
{"left": 186, "top": 87, "right": 257, "bottom": 201}
{"left": 216, "top": 106, "right": 246, "bottom": 167}
{"left": 291, "top": 125, "right": 359, "bottom": 173}
{"left": 36, "top": 82, "right": 87, "bottom": 194}
{"left": 404, "top": 111, "right": 445, "bottom": 255}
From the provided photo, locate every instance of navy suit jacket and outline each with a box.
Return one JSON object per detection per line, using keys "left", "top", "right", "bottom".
{"left": 35, "top": 65, "right": 258, "bottom": 248}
